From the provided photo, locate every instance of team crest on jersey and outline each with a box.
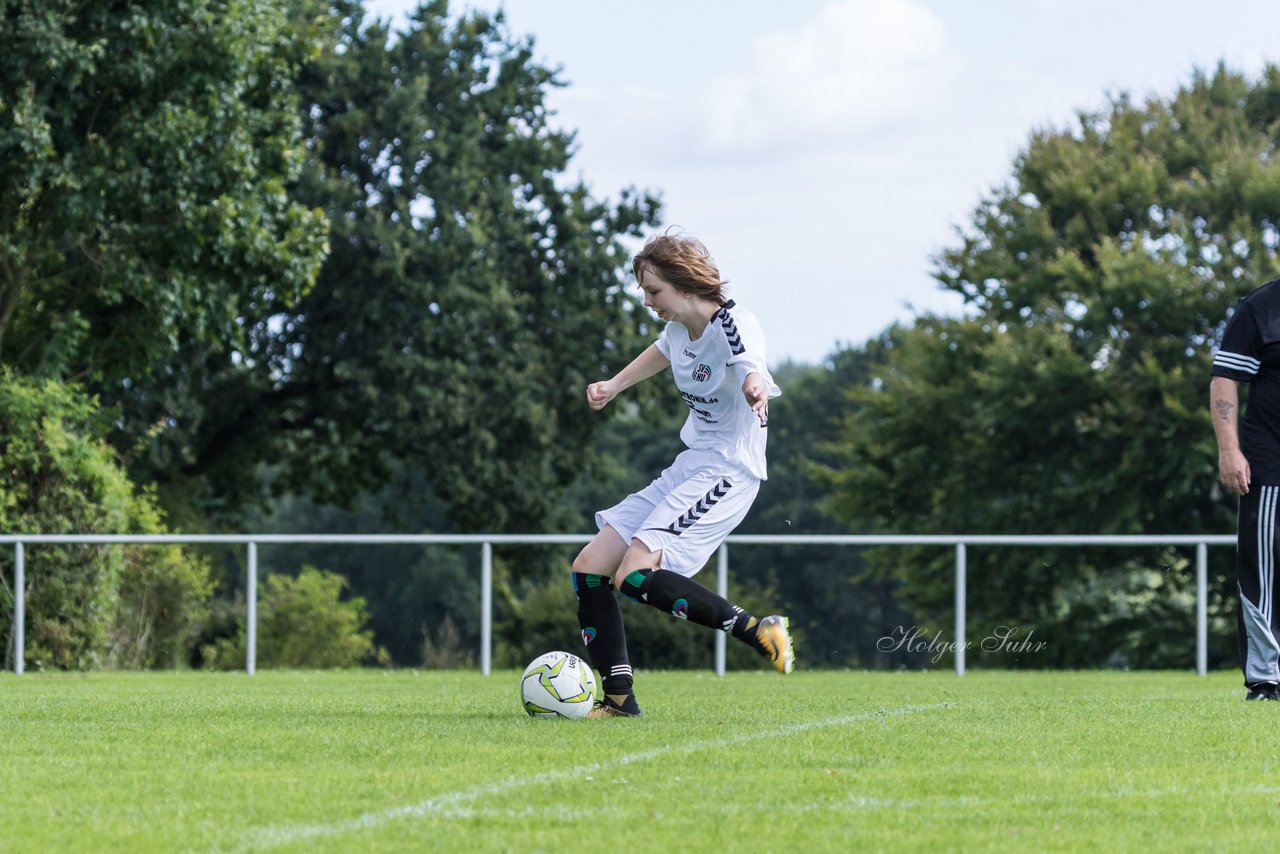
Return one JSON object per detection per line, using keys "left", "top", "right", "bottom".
{"left": 692, "top": 363, "right": 711, "bottom": 382}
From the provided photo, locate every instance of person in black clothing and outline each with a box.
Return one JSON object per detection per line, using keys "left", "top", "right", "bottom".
{"left": 1212, "top": 278, "right": 1280, "bottom": 700}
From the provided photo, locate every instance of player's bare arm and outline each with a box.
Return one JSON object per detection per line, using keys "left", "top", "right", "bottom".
{"left": 1211, "top": 375, "right": 1250, "bottom": 495}
{"left": 586, "top": 344, "right": 671, "bottom": 410}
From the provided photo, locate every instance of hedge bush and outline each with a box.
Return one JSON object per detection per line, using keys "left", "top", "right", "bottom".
{"left": 200, "top": 566, "right": 386, "bottom": 669}
{"left": 0, "top": 373, "right": 214, "bottom": 669}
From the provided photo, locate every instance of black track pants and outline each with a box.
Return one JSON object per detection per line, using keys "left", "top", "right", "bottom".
{"left": 1237, "top": 485, "right": 1280, "bottom": 687}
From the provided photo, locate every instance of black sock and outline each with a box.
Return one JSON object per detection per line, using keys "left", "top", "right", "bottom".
{"left": 620, "top": 568, "right": 759, "bottom": 640}
{"left": 571, "top": 572, "right": 633, "bottom": 695}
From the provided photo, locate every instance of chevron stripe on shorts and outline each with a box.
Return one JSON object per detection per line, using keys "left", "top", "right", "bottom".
{"left": 664, "top": 477, "right": 734, "bottom": 535}
{"left": 716, "top": 307, "right": 745, "bottom": 356}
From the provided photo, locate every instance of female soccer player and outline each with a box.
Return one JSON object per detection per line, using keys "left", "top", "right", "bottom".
{"left": 571, "top": 229, "right": 794, "bottom": 718}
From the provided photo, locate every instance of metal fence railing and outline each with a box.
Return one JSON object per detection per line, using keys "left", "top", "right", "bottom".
{"left": 1, "top": 533, "right": 1236, "bottom": 677}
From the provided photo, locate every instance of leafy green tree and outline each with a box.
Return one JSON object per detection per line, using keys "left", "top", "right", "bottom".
{"left": 0, "top": 373, "right": 215, "bottom": 670}
{"left": 823, "top": 64, "right": 1279, "bottom": 668}
{"left": 3, "top": 1, "right": 656, "bottom": 536}
{"left": 149, "top": 1, "right": 660, "bottom": 530}
{"left": 0, "top": 0, "right": 327, "bottom": 394}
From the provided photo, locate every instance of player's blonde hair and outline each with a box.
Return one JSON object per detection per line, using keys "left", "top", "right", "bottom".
{"left": 632, "top": 228, "right": 728, "bottom": 304}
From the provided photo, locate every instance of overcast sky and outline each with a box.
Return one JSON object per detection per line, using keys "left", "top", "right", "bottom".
{"left": 364, "top": 0, "right": 1280, "bottom": 364}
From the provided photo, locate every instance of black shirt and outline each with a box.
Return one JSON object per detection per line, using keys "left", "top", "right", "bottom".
{"left": 1213, "top": 279, "right": 1280, "bottom": 484}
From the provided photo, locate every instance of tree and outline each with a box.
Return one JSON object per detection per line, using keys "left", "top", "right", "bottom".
{"left": 0, "top": 0, "right": 327, "bottom": 388}
{"left": 823, "top": 64, "right": 1280, "bottom": 668}
{"left": 0, "top": 372, "right": 215, "bottom": 670}
{"left": 142, "top": 1, "right": 660, "bottom": 530}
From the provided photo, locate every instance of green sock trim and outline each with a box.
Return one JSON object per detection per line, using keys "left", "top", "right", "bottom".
{"left": 620, "top": 570, "right": 649, "bottom": 601}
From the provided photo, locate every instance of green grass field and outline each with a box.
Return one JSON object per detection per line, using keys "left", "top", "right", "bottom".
{"left": 0, "top": 669, "right": 1272, "bottom": 852}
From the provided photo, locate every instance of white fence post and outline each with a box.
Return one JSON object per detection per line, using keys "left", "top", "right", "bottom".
{"left": 715, "top": 544, "right": 728, "bottom": 677}
{"left": 13, "top": 542, "right": 24, "bottom": 675}
{"left": 481, "top": 541, "right": 492, "bottom": 676}
{"left": 1196, "top": 542, "right": 1208, "bottom": 677}
{"left": 246, "top": 542, "right": 257, "bottom": 676}
{"left": 955, "top": 542, "right": 967, "bottom": 677}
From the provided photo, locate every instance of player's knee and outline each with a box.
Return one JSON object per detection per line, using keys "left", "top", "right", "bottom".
{"left": 623, "top": 540, "right": 660, "bottom": 568}
{"left": 570, "top": 550, "right": 594, "bottom": 574}
{"left": 614, "top": 543, "right": 659, "bottom": 591}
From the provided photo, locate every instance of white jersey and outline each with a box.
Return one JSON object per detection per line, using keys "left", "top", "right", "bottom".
{"left": 654, "top": 300, "right": 781, "bottom": 480}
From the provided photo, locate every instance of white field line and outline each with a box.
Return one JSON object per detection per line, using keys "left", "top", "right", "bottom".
{"left": 793, "top": 782, "right": 1280, "bottom": 814}
{"left": 331, "top": 781, "right": 1280, "bottom": 824}
{"left": 237, "top": 702, "right": 947, "bottom": 851}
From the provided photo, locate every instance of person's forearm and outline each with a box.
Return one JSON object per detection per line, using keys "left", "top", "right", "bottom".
{"left": 1211, "top": 376, "right": 1241, "bottom": 452}
{"left": 610, "top": 344, "right": 670, "bottom": 393}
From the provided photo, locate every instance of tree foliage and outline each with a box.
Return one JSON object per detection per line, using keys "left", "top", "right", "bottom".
{"left": 0, "top": 0, "right": 662, "bottom": 670}
{"left": 2, "top": 0, "right": 658, "bottom": 530}
{"left": 822, "top": 65, "right": 1280, "bottom": 668}
{"left": 141, "top": 1, "right": 660, "bottom": 530}
{"left": 0, "top": 0, "right": 327, "bottom": 385}
{"left": 0, "top": 373, "right": 215, "bottom": 670}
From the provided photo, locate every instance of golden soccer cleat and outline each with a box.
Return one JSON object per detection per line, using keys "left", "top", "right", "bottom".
{"left": 755, "top": 615, "right": 795, "bottom": 674}
{"left": 585, "top": 693, "right": 644, "bottom": 718}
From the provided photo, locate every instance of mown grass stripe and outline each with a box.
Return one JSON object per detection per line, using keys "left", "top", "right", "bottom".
{"left": 240, "top": 702, "right": 948, "bottom": 850}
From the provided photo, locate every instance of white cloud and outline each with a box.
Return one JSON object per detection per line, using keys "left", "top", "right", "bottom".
{"left": 703, "top": 0, "right": 947, "bottom": 152}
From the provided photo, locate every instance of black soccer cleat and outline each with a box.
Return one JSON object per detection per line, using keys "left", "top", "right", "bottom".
{"left": 1246, "top": 682, "right": 1280, "bottom": 701}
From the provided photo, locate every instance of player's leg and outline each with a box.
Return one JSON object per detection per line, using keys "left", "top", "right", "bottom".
{"left": 614, "top": 538, "right": 750, "bottom": 635}
{"left": 1265, "top": 486, "right": 1280, "bottom": 700}
{"left": 571, "top": 526, "right": 642, "bottom": 715}
{"left": 613, "top": 539, "right": 793, "bottom": 674}
{"left": 576, "top": 467, "right": 674, "bottom": 718}
{"left": 1237, "top": 486, "right": 1280, "bottom": 699}
{"left": 615, "top": 471, "right": 795, "bottom": 674}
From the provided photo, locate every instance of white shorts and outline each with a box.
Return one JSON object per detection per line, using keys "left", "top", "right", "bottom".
{"left": 595, "top": 449, "right": 761, "bottom": 577}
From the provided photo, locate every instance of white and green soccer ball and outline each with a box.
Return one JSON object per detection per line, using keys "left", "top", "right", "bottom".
{"left": 521, "top": 651, "right": 597, "bottom": 719}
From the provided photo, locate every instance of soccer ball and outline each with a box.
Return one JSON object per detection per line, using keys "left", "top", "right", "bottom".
{"left": 521, "top": 651, "right": 597, "bottom": 719}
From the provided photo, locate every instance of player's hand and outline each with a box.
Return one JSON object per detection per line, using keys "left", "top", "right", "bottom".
{"left": 1219, "top": 448, "right": 1251, "bottom": 495}
{"left": 742, "top": 373, "right": 769, "bottom": 425}
{"left": 586, "top": 380, "right": 618, "bottom": 411}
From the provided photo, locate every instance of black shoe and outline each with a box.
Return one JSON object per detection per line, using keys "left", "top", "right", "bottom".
{"left": 585, "top": 692, "right": 644, "bottom": 718}
{"left": 1246, "top": 682, "right": 1280, "bottom": 701}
